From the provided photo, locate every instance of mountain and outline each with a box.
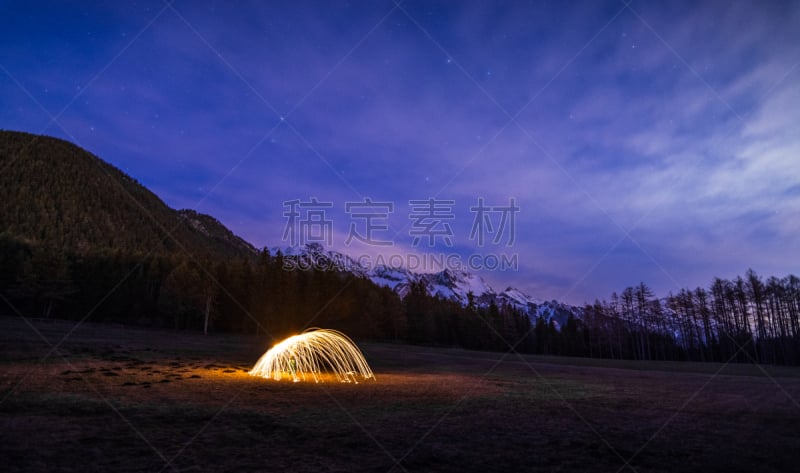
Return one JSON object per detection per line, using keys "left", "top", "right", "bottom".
{"left": 283, "top": 243, "right": 583, "bottom": 328}
{"left": 0, "top": 130, "right": 255, "bottom": 259}
{"left": 368, "top": 261, "right": 582, "bottom": 328}
{"left": 177, "top": 209, "right": 256, "bottom": 256}
{"left": 281, "top": 242, "right": 369, "bottom": 277}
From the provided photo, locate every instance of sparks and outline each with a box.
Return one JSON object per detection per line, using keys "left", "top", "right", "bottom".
{"left": 249, "top": 328, "right": 375, "bottom": 383}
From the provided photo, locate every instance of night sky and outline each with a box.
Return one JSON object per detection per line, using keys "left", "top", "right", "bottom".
{"left": 2, "top": 1, "right": 798, "bottom": 305}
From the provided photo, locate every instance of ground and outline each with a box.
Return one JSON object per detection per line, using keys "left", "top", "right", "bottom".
{"left": 1, "top": 317, "right": 799, "bottom": 472}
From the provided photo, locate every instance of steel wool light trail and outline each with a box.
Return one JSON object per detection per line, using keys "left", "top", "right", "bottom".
{"left": 249, "top": 329, "right": 375, "bottom": 383}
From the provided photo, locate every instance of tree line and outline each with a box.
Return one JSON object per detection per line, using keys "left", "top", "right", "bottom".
{"left": 2, "top": 235, "right": 798, "bottom": 364}
{"left": 0, "top": 235, "right": 570, "bottom": 354}
{"left": 0, "top": 237, "right": 402, "bottom": 343}
{"left": 398, "top": 269, "right": 800, "bottom": 365}
{"left": 581, "top": 271, "right": 800, "bottom": 365}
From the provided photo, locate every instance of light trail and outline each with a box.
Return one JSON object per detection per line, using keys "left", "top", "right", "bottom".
{"left": 249, "top": 328, "right": 375, "bottom": 383}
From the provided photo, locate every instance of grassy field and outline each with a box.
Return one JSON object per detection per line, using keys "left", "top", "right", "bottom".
{"left": 1, "top": 317, "right": 799, "bottom": 472}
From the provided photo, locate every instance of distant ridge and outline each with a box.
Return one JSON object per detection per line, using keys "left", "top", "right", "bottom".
{"left": 282, "top": 243, "right": 583, "bottom": 328}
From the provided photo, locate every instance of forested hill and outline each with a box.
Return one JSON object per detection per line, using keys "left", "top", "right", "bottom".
{"left": 0, "top": 131, "right": 403, "bottom": 337}
{"left": 0, "top": 130, "right": 255, "bottom": 259}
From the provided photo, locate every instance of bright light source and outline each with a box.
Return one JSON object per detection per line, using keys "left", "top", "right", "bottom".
{"left": 249, "top": 328, "right": 375, "bottom": 383}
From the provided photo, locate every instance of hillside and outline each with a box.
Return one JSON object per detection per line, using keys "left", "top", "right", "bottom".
{"left": 0, "top": 130, "right": 255, "bottom": 259}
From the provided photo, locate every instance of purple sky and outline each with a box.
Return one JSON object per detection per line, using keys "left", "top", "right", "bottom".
{"left": 2, "top": 1, "right": 798, "bottom": 305}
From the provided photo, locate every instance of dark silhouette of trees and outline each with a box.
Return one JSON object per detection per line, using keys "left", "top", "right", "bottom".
{"left": 579, "top": 270, "right": 800, "bottom": 365}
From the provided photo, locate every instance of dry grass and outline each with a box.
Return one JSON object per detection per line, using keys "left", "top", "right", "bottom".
{"left": 1, "top": 317, "right": 799, "bottom": 472}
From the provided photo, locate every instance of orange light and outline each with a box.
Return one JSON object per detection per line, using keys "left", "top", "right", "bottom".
{"left": 249, "top": 328, "right": 375, "bottom": 383}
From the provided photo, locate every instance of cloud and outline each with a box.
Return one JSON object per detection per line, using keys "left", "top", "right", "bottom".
{"left": 2, "top": 0, "right": 799, "bottom": 304}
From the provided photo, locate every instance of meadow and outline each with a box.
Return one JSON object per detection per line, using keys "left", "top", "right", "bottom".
{"left": 1, "top": 317, "right": 799, "bottom": 472}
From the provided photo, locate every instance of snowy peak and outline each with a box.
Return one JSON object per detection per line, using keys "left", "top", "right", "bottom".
{"left": 420, "top": 269, "right": 495, "bottom": 304}
{"left": 498, "top": 286, "right": 542, "bottom": 307}
{"left": 277, "top": 244, "right": 583, "bottom": 326}
{"left": 369, "top": 264, "right": 418, "bottom": 292}
{"left": 281, "top": 243, "right": 368, "bottom": 277}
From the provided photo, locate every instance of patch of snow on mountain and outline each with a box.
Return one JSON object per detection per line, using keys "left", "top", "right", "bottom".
{"left": 282, "top": 243, "right": 368, "bottom": 277}
{"left": 369, "top": 265, "right": 416, "bottom": 290}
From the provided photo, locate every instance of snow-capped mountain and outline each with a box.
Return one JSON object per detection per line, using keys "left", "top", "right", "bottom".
{"left": 279, "top": 244, "right": 582, "bottom": 327}
{"left": 420, "top": 268, "right": 495, "bottom": 303}
{"left": 281, "top": 243, "right": 369, "bottom": 277}
{"left": 367, "top": 264, "right": 417, "bottom": 293}
{"left": 358, "top": 265, "right": 498, "bottom": 304}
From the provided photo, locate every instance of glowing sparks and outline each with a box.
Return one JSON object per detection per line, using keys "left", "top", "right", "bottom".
{"left": 249, "top": 328, "right": 375, "bottom": 383}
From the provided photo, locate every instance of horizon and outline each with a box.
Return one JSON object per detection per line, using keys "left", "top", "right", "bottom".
{"left": 2, "top": 1, "right": 798, "bottom": 305}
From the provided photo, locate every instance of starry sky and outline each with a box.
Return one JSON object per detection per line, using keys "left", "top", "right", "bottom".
{"left": 2, "top": 0, "right": 798, "bottom": 305}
